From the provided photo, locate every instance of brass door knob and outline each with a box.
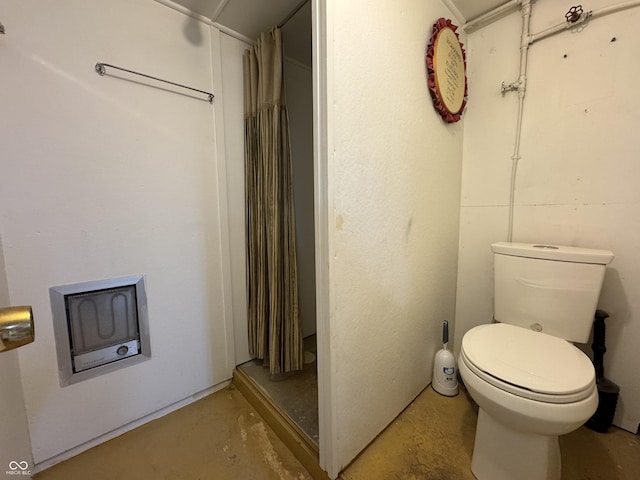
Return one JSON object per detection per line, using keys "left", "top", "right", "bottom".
{"left": 0, "top": 306, "right": 34, "bottom": 352}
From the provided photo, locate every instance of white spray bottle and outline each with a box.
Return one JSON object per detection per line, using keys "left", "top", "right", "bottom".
{"left": 432, "top": 320, "right": 459, "bottom": 396}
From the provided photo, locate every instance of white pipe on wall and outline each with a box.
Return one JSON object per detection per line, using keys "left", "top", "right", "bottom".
{"left": 529, "top": 0, "right": 640, "bottom": 44}
{"left": 503, "top": 0, "right": 640, "bottom": 241}
{"left": 594, "top": 0, "right": 640, "bottom": 16}
{"left": 506, "top": 0, "right": 531, "bottom": 242}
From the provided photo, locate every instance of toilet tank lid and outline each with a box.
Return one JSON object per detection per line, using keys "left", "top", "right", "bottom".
{"left": 491, "top": 242, "right": 614, "bottom": 265}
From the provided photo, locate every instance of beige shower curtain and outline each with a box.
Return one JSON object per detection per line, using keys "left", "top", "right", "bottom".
{"left": 243, "top": 28, "right": 303, "bottom": 375}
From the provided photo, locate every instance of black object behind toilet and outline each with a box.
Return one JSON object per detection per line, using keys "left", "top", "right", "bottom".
{"left": 586, "top": 309, "right": 620, "bottom": 433}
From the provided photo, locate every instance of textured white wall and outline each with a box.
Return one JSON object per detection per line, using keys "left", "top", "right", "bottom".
{"left": 455, "top": 0, "right": 640, "bottom": 433}
{"left": 0, "top": 0, "right": 234, "bottom": 466}
{"left": 325, "top": 0, "right": 464, "bottom": 472}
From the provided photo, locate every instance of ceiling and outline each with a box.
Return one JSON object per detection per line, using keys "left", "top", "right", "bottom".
{"left": 168, "top": 0, "right": 511, "bottom": 65}
{"left": 171, "top": 0, "right": 305, "bottom": 40}
{"left": 449, "top": 0, "right": 512, "bottom": 22}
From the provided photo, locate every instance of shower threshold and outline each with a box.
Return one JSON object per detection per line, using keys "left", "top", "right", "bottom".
{"left": 234, "top": 335, "right": 322, "bottom": 477}
{"left": 236, "top": 335, "right": 318, "bottom": 445}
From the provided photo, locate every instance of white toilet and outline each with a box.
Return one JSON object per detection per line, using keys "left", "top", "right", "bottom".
{"left": 459, "top": 242, "right": 614, "bottom": 480}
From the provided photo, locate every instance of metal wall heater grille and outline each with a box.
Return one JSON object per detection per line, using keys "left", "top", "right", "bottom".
{"left": 67, "top": 285, "right": 140, "bottom": 372}
{"left": 50, "top": 275, "right": 151, "bottom": 386}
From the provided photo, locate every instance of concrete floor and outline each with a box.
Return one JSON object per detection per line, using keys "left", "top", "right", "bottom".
{"left": 35, "top": 383, "right": 640, "bottom": 480}
{"left": 341, "top": 386, "right": 640, "bottom": 480}
{"left": 34, "top": 384, "right": 312, "bottom": 480}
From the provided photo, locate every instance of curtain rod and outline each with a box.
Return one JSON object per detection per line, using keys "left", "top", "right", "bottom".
{"left": 95, "top": 62, "right": 214, "bottom": 104}
{"left": 277, "top": 0, "right": 310, "bottom": 28}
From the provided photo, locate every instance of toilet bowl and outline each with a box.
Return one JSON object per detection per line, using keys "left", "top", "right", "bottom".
{"left": 459, "top": 323, "right": 598, "bottom": 480}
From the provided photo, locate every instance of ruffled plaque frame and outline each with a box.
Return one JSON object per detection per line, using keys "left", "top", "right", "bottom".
{"left": 426, "top": 18, "right": 468, "bottom": 123}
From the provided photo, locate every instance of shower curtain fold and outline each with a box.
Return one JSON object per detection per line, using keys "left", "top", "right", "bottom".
{"left": 243, "top": 28, "right": 303, "bottom": 375}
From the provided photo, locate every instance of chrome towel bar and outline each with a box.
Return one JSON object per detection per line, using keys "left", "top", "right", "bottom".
{"left": 95, "top": 62, "right": 214, "bottom": 104}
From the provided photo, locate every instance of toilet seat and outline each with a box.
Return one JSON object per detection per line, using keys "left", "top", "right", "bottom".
{"left": 461, "top": 323, "right": 595, "bottom": 404}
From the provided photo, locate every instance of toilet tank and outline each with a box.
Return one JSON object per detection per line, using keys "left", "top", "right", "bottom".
{"left": 492, "top": 242, "right": 614, "bottom": 343}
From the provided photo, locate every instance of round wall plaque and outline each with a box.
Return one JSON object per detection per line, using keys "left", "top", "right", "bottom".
{"left": 426, "top": 18, "right": 468, "bottom": 123}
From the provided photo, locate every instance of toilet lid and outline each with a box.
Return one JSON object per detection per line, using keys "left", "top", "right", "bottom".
{"left": 462, "top": 323, "right": 595, "bottom": 399}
